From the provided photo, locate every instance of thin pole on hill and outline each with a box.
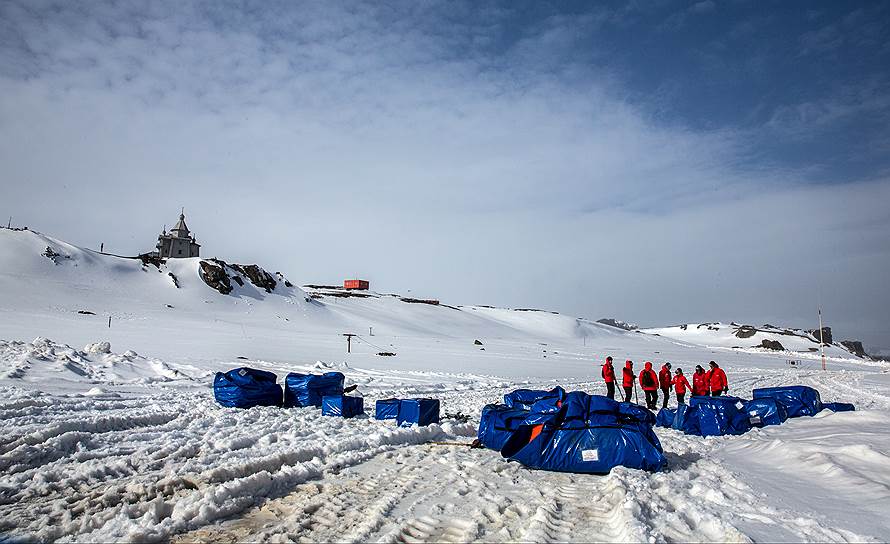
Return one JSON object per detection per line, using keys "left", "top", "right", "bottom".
{"left": 819, "top": 307, "right": 826, "bottom": 371}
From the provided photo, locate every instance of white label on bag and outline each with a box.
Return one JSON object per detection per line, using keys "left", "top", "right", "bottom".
{"left": 239, "top": 369, "right": 247, "bottom": 376}
{"left": 735, "top": 401, "right": 745, "bottom": 410}
{"left": 749, "top": 415, "right": 762, "bottom": 424}
{"left": 581, "top": 449, "right": 599, "bottom": 462}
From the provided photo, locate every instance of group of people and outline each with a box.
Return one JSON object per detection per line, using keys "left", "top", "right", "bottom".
{"left": 600, "top": 356, "right": 729, "bottom": 410}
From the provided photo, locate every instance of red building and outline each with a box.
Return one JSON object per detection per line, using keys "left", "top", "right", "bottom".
{"left": 344, "top": 279, "right": 369, "bottom": 290}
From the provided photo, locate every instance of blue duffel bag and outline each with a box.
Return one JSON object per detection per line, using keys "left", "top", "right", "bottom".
{"left": 477, "top": 404, "right": 530, "bottom": 451}
{"left": 214, "top": 367, "right": 282, "bottom": 408}
{"left": 375, "top": 398, "right": 400, "bottom": 420}
{"left": 689, "top": 396, "right": 752, "bottom": 436}
{"left": 283, "top": 372, "right": 345, "bottom": 408}
{"left": 823, "top": 402, "right": 855, "bottom": 412}
{"left": 397, "top": 398, "right": 440, "bottom": 427}
{"left": 744, "top": 398, "right": 788, "bottom": 427}
{"left": 656, "top": 408, "right": 677, "bottom": 428}
{"left": 504, "top": 386, "right": 565, "bottom": 411}
{"left": 322, "top": 395, "right": 364, "bottom": 418}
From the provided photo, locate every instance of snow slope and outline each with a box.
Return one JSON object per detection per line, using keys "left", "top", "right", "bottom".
{"left": 1, "top": 227, "right": 889, "bottom": 542}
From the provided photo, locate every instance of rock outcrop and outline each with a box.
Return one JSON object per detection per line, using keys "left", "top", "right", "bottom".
{"left": 199, "top": 260, "right": 233, "bottom": 295}
{"left": 840, "top": 340, "right": 868, "bottom": 358}
{"left": 760, "top": 339, "right": 785, "bottom": 351}
{"left": 808, "top": 327, "right": 832, "bottom": 345}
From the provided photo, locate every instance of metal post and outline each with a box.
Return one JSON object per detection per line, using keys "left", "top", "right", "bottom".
{"left": 108, "top": 316, "right": 112, "bottom": 328}
{"left": 344, "top": 333, "right": 356, "bottom": 353}
{"left": 819, "top": 308, "right": 826, "bottom": 371}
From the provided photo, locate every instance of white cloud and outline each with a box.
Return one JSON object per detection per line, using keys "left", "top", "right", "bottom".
{"left": 1, "top": 0, "right": 888, "bottom": 347}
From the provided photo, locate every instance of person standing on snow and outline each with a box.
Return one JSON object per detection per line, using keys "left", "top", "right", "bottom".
{"left": 692, "top": 365, "right": 709, "bottom": 396}
{"left": 601, "top": 356, "right": 616, "bottom": 399}
{"left": 639, "top": 362, "right": 659, "bottom": 410}
{"left": 708, "top": 361, "right": 728, "bottom": 396}
{"left": 622, "top": 360, "right": 636, "bottom": 402}
{"left": 658, "top": 362, "right": 672, "bottom": 408}
{"left": 672, "top": 368, "right": 691, "bottom": 404}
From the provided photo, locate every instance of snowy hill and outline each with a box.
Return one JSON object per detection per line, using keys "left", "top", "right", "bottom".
{"left": 2, "top": 227, "right": 890, "bottom": 542}
{"left": 642, "top": 322, "right": 866, "bottom": 360}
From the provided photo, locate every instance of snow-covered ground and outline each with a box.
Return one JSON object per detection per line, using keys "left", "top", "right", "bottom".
{"left": 1, "top": 228, "right": 889, "bottom": 542}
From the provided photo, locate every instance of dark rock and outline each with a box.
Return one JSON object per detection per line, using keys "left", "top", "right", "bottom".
{"left": 596, "top": 318, "right": 638, "bottom": 331}
{"left": 474, "top": 339, "right": 483, "bottom": 345}
{"left": 232, "top": 276, "right": 244, "bottom": 286}
{"left": 377, "top": 352, "right": 397, "bottom": 357}
{"left": 168, "top": 272, "right": 179, "bottom": 288}
{"left": 840, "top": 340, "right": 868, "bottom": 358}
{"left": 760, "top": 339, "right": 785, "bottom": 351}
{"left": 77, "top": 310, "right": 96, "bottom": 315}
{"left": 401, "top": 298, "right": 440, "bottom": 306}
{"left": 734, "top": 325, "right": 757, "bottom": 339}
{"left": 808, "top": 327, "right": 832, "bottom": 345}
{"left": 231, "top": 264, "right": 277, "bottom": 293}
{"left": 199, "top": 260, "right": 233, "bottom": 295}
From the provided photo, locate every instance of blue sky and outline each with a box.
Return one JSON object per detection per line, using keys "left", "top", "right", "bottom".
{"left": 1, "top": 0, "right": 889, "bottom": 350}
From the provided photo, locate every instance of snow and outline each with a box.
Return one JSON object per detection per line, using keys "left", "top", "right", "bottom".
{"left": 1, "top": 227, "right": 889, "bottom": 542}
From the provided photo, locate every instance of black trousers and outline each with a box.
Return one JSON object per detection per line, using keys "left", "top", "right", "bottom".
{"left": 661, "top": 387, "right": 670, "bottom": 408}
{"left": 644, "top": 389, "right": 658, "bottom": 409}
{"left": 677, "top": 393, "right": 686, "bottom": 404}
{"left": 623, "top": 386, "right": 633, "bottom": 402}
{"left": 711, "top": 389, "right": 722, "bottom": 397}
{"left": 606, "top": 382, "right": 615, "bottom": 400}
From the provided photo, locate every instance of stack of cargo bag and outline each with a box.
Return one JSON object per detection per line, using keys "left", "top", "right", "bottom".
{"left": 213, "top": 368, "right": 283, "bottom": 408}
{"left": 283, "top": 372, "right": 345, "bottom": 408}
{"left": 752, "top": 386, "right": 823, "bottom": 417}
{"left": 497, "top": 392, "right": 666, "bottom": 474}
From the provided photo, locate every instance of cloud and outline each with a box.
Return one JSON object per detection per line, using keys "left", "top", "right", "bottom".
{"left": 0, "top": 0, "right": 888, "bottom": 347}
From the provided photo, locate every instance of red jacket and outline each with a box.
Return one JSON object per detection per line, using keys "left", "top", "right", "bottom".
{"left": 658, "top": 365, "right": 672, "bottom": 389}
{"left": 692, "top": 370, "right": 708, "bottom": 396}
{"left": 622, "top": 361, "right": 635, "bottom": 387}
{"left": 602, "top": 360, "right": 615, "bottom": 383}
{"left": 672, "top": 374, "right": 690, "bottom": 395}
{"left": 639, "top": 362, "right": 658, "bottom": 391}
{"left": 708, "top": 366, "right": 728, "bottom": 392}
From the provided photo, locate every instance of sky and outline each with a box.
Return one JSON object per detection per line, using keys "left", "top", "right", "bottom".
{"left": 1, "top": 0, "right": 889, "bottom": 351}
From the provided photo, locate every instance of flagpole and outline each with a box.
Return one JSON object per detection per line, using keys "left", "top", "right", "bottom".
{"left": 819, "top": 307, "right": 826, "bottom": 371}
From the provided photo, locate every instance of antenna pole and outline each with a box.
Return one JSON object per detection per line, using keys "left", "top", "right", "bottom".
{"left": 819, "top": 307, "right": 826, "bottom": 371}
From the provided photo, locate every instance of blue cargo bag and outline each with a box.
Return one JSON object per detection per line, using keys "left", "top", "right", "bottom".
{"left": 477, "top": 404, "right": 529, "bottom": 451}
{"left": 501, "top": 392, "right": 665, "bottom": 474}
{"left": 322, "top": 395, "right": 364, "bottom": 418}
{"left": 214, "top": 367, "right": 282, "bottom": 408}
{"left": 656, "top": 408, "right": 677, "bottom": 428}
{"left": 689, "top": 396, "right": 752, "bottom": 436}
{"left": 753, "top": 386, "right": 822, "bottom": 418}
{"left": 398, "top": 398, "right": 440, "bottom": 427}
{"left": 823, "top": 402, "right": 855, "bottom": 412}
{"left": 672, "top": 403, "right": 700, "bottom": 434}
{"left": 283, "top": 372, "right": 345, "bottom": 408}
{"left": 744, "top": 398, "right": 788, "bottom": 427}
{"left": 375, "top": 398, "right": 400, "bottom": 420}
{"left": 504, "top": 386, "right": 565, "bottom": 411}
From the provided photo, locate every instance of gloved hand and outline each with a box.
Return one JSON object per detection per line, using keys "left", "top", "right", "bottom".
{"left": 724, "top": 387, "right": 729, "bottom": 393}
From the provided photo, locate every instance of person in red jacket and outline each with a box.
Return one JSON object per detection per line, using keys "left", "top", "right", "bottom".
{"left": 622, "top": 360, "right": 635, "bottom": 402}
{"left": 658, "top": 362, "right": 672, "bottom": 408}
{"left": 672, "top": 368, "right": 691, "bottom": 404}
{"left": 639, "top": 361, "right": 659, "bottom": 410}
{"left": 708, "top": 361, "right": 728, "bottom": 396}
{"left": 601, "top": 356, "right": 616, "bottom": 399}
{"left": 692, "top": 365, "right": 709, "bottom": 396}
